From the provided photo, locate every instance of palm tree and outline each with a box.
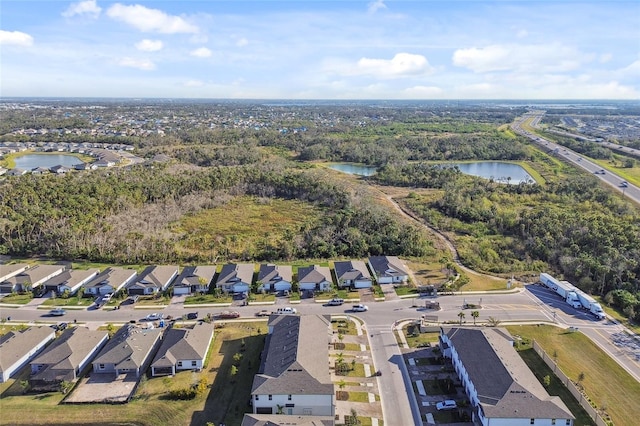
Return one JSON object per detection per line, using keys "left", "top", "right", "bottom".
{"left": 471, "top": 310, "right": 480, "bottom": 325}
{"left": 457, "top": 311, "right": 465, "bottom": 325}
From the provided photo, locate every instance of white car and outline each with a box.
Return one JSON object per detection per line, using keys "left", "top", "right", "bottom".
{"left": 145, "top": 313, "right": 163, "bottom": 321}
{"left": 436, "top": 400, "right": 457, "bottom": 411}
{"left": 351, "top": 304, "right": 368, "bottom": 312}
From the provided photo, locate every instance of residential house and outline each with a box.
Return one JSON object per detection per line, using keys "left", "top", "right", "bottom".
{"left": 333, "top": 261, "right": 372, "bottom": 289}
{"left": 440, "top": 327, "right": 575, "bottom": 426}
{"left": 31, "top": 166, "right": 50, "bottom": 175}
{"left": 29, "top": 327, "right": 109, "bottom": 391}
{"left": 241, "top": 414, "right": 334, "bottom": 426}
{"left": 216, "top": 263, "right": 254, "bottom": 294}
{"left": 84, "top": 267, "right": 137, "bottom": 296}
{"left": 42, "top": 268, "right": 100, "bottom": 296}
{"left": 257, "top": 264, "right": 293, "bottom": 293}
{"left": 0, "top": 264, "right": 65, "bottom": 294}
{"left": 0, "top": 327, "right": 56, "bottom": 383}
{"left": 0, "top": 263, "right": 29, "bottom": 283}
{"left": 172, "top": 265, "right": 216, "bottom": 295}
{"left": 92, "top": 325, "right": 163, "bottom": 378}
{"left": 251, "top": 315, "right": 334, "bottom": 416}
{"left": 126, "top": 265, "right": 179, "bottom": 296}
{"left": 7, "top": 168, "right": 27, "bottom": 176}
{"left": 150, "top": 322, "right": 215, "bottom": 376}
{"left": 297, "top": 265, "right": 333, "bottom": 293}
{"left": 0, "top": 167, "right": 7, "bottom": 176}
{"left": 367, "top": 256, "right": 409, "bottom": 284}
{"left": 50, "top": 165, "right": 70, "bottom": 174}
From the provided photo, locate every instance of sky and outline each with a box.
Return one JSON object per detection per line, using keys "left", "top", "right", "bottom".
{"left": 0, "top": 0, "right": 638, "bottom": 99}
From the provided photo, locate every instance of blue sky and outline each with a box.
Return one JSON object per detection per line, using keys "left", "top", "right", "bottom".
{"left": 1, "top": 0, "right": 638, "bottom": 99}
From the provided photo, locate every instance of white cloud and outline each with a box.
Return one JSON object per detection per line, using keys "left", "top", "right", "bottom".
{"left": 367, "top": 0, "right": 387, "bottom": 14}
{"left": 135, "top": 39, "right": 163, "bottom": 52}
{"left": 356, "top": 53, "right": 434, "bottom": 78}
{"left": 190, "top": 47, "right": 212, "bottom": 58}
{"left": 452, "top": 44, "right": 587, "bottom": 73}
{"left": 184, "top": 80, "right": 204, "bottom": 87}
{"left": 599, "top": 53, "right": 612, "bottom": 63}
{"left": 402, "top": 85, "right": 444, "bottom": 98}
{"left": 107, "top": 3, "right": 199, "bottom": 34}
{"left": 516, "top": 29, "right": 528, "bottom": 39}
{"left": 62, "top": 0, "right": 101, "bottom": 18}
{"left": 0, "top": 30, "right": 34, "bottom": 46}
{"left": 117, "top": 57, "right": 155, "bottom": 70}
{"left": 236, "top": 37, "right": 249, "bottom": 47}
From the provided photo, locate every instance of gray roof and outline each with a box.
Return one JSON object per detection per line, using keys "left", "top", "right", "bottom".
{"left": 0, "top": 327, "right": 55, "bottom": 376}
{"left": 42, "top": 268, "right": 100, "bottom": 291}
{"left": 258, "top": 264, "right": 293, "bottom": 285}
{"left": 444, "top": 327, "right": 574, "bottom": 420}
{"left": 129, "top": 265, "right": 178, "bottom": 290}
{"left": 252, "top": 315, "right": 333, "bottom": 396}
{"left": 30, "top": 328, "right": 108, "bottom": 381}
{"left": 297, "top": 265, "right": 332, "bottom": 285}
{"left": 241, "top": 414, "right": 334, "bottom": 426}
{"left": 333, "top": 260, "right": 371, "bottom": 281}
{"left": 92, "top": 325, "right": 162, "bottom": 370}
{"left": 216, "top": 263, "right": 254, "bottom": 287}
{"left": 0, "top": 263, "right": 29, "bottom": 282}
{"left": 151, "top": 322, "right": 215, "bottom": 368}
{"left": 1, "top": 264, "right": 65, "bottom": 287}
{"left": 174, "top": 265, "right": 216, "bottom": 288}
{"left": 368, "top": 256, "right": 407, "bottom": 278}
{"left": 85, "top": 267, "right": 137, "bottom": 290}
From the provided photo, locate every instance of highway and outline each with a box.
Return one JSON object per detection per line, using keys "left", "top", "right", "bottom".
{"left": 512, "top": 111, "right": 640, "bottom": 205}
{"left": 2, "top": 285, "right": 638, "bottom": 426}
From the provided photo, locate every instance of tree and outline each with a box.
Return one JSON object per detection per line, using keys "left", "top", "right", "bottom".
{"left": 487, "top": 316, "right": 501, "bottom": 327}
{"left": 230, "top": 365, "right": 238, "bottom": 383}
{"left": 59, "top": 380, "right": 74, "bottom": 394}
{"left": 457, "top": 311, "right": 465, "bottom": 325}
{"left": 577, "top": 371, "right": 585, "bottom": 388}
{"left": 471, "top": 310, "right": 480, "bottom": 325}
{"left": 543, "top": 375, "right": 551, "bottom": 388}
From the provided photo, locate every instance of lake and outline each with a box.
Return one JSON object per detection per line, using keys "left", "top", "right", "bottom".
{"left": 449, "top": 161, "right": 534, "bottom": 184}
{"left": 327, "top": 163, "right": 377, "bottom": 176}
{"left": 13, "top": 154, "right": 83, "bottom": 169}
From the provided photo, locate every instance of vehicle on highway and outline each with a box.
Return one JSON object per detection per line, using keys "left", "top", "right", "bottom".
{"left": 255, "top": 309, "right": 270, "bottom": 317}
{"left": 325, "top": 298, "right": 344, "bottom": 306}
{"left": 436, "top": 400, "right": 457, "bottom": 411}
{"left": 186, "top": 312, "right": 198, "bottom": 320}
{"left": 49, "top": 308, "right": 66, "bottom": 317}
{"left": 145, "top": 313, "right": 163, "bottom": 321}
{"left": 351, "top": 304, "right": 369, "bottom": 312}
{"left": 620, "top": 181, "right": 628, "bottom": 187}
{"left": 217, "top": 310, "right": 240, "bottom": 319}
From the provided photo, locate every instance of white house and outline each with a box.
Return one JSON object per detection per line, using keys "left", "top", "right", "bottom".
{"left": 216, "top": 263, "right": 254, "bottom": 294}
{"left": 84, "top": 267, "right": 137, "bottom": 296}
{"left": 367, "top": 256, "right": 409, "bottom": 284}
{"left": 150, "top": 322, "right": 215, "bottom": 376}
{"left": 92, "top": 325, "right": 163, "bottom": 378}
{"left": 257, "top": 264, "right": 292, "bottom": 293}
{"left": 251, "top": 315, "right": 334, "bottom": 416}
{"left": 126, "top": 265, "right": 179, "bottom": 296}
{"left": 440, "top": 327, "right": 575, "bottom": 426}
{"left": 297, "top": 265, "right": 333, "bottom": 293}
{"left": 0, "top": 327, "right": 56, "bottom": 383}
{"left": 42, "top": 268, "right": 100, "bottom": 296}
{"left": 172, "top": 265, "right": 217, "bottom": 295}
{"left": 333, "top": 260, "right": 372, "bottom": 289}
{"left": 0, "top": 263, "right": 29, "bottom": 283}
{"left": 0, "top": 264, "right": 66, "bottom": 293}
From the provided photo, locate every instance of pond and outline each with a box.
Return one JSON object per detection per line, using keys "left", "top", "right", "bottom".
{"left": 327, "top": 163, "right": 377, "bottom": 176}
{"left": 13, "top": 154, "right": 83, "bottom": 169}
{"left": 448, "top": 161, "right": 534, "bottom": 184}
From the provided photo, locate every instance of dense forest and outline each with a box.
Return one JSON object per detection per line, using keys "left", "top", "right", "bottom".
{"left": 2, "top": 100, "right": 640, "bottom": 321}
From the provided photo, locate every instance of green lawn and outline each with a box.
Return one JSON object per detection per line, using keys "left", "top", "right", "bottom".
{"left": 507, "top": 325, "right": 640, "bottom": 426}
{"left": 0, "top": 293, "right": 33, "bottom": 304}
{"left": 41, "top": 296, "right": 93, "bottom": 307}
{"left": 332, "top": 318, "right": 359, "bottom": 336}
{"left": 401, "top": 328, "right": 440, "bottom": 349}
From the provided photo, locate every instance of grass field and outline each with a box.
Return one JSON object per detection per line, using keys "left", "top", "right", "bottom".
{"left": 0, "top": 322, "right": 266, "bottom": 426}
{"left": 506, "top": 325, "right": 640, "bottom": 426}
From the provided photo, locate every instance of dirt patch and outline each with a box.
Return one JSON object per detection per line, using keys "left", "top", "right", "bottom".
{"left": 64, "top": 372, "right": 139, "bottom": 403}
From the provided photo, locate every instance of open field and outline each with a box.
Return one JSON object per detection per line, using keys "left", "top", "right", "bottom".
{"left": 506, "top": 324, "right": 640, "bottom": 426}
{"left": 0, "top": 322, "right": 266, "bottom": 426}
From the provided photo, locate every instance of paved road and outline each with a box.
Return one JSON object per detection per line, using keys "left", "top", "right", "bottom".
{"left": 512, "top": 111, "right": 640, "bottom": 205}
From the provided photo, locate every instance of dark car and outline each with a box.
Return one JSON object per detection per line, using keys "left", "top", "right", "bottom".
{"left": 186, "top": 312, "right": 198, "bottom": 320}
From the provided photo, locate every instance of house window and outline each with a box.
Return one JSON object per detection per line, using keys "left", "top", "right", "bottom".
{"left": 177, "top": 361, "right": 182, "bottom": 367}
{"left": 268, "top": 395, "right": 272, "bottom": 400}
{"left": 288, "top": 394, "right": 292, "bottom": 401}
{"left": 98, "top": 364, "right": 105, "bottom": 370}
{"left": 551, "top": 420, "right": 556, "bottom": 425}
{"left": 191, "top": 361, "right": 197, "bottom": 367}
{"left": 530, "top": 419, "right": 535, "bottom": 425}
{"left": 565, "top": 421, "right": 570, "bottom": 426}
{"left": 255, "top": 395, "right": 259, "bottom": 400}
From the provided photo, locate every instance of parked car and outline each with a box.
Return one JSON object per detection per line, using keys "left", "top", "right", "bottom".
{"left": 325, "top": 298, "right": 344, "bottom": 306}
{"left": 217, "top": 310, "right": 240, "bottom": 319}
{"left": 123, "top": 295, "right": 140, "bottom": 305}
{"left": 50, "top": 322, "right": 68, "bottom": 331}
{"left": 186, "top": 312, "right": 198, "bottom": 320}
{"left": 273, "top": 307, "right": 297, "bottom": 315}
{"left": 436, "top": 400, "right": 457, "bottom": 411}
{"left": 49, "top": 308, "right": 66, "bottom": 317}
{"left": 145, "top": 313, "right": 163, "bottom": 321}
{"left": 351, "top": 304, "right": 369, "bottom": 312}
{"left": 255, "top": 309, "right": 270, "bottom": 317}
